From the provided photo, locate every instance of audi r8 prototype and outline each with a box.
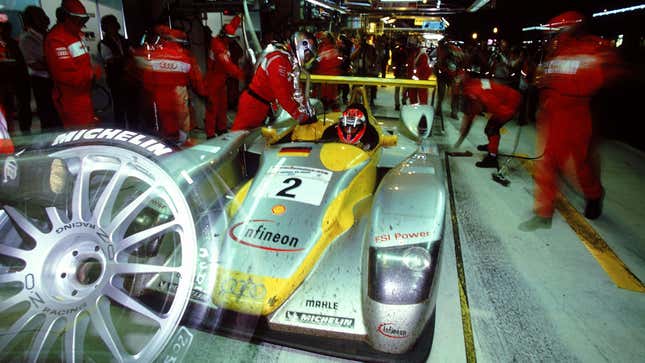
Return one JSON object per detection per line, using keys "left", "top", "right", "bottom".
{"left": 0, "top": 86, "right": 445, "bottom": 362}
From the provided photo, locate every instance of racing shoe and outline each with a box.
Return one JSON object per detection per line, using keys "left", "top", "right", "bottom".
{"left": 584, "top": 195, "right": 604, "bottom": 220}
{"left": 475, "top": 153, "right": 498, "bottom": 169}
{"left": 476, "top": 144, "right": 489, "bottom": 151}
{"left": 518, "top": 215, "right": 552, "bottom": 232}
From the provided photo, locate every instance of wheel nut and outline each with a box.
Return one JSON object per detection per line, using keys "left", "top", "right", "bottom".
{"left": 72, "top": 290, "right": 78, "bottom": 296}
{"left": 72, "top": 251, "right": 78, "bottom": 257}
{"left": 61, "top": 273, "right": 67, "bottom": 278}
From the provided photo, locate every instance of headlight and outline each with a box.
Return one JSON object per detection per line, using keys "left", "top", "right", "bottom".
{"left": 403, "top": 247, "right": 431, "bottom": 271}
{"left": 368, "top": 242, "right": 439, "bottom": 305}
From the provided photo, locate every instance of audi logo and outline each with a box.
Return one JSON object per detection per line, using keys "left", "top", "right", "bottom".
{"left": 217, "top": 277, "right": 267, "bottom": 300}
{"left": 159, "top": 61, "right": 178, "bottom": 70}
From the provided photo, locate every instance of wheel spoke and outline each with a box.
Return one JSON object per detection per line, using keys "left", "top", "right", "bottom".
{"left": 116, "top": 221, "right": 180, "bottom": 254}
{"left": 27, "top": 316, "right": 61, "bottom": 363}
{"left": 0, "top": 308, "right": 39, "bottom": 351}
{"left": 71, "top": 158, "right": 92, "bottom": 222}
{"left": 106, "top": 186, "right": 158, "bottom": 238}
{"left": 89, "top": 301, "right": 126, "bottom": 362}
{"left": 0, "top": 292, "right": 26, "bottom": 314}
{"left": 111, "top": 262, "right": 180, "bottom": 276}
{"left": 44, "top": 207, "right": 64, "bottom": 226}
{"left": 63, "top": 312, "right": 89, "bottom": 363}
{"left": 0, "top": 243, "right": 30, "bottom": 262}
{"left": 93, "top": 164, "right": 128, "bottom": 226}
{"left": 0, "top": 270, "right": 24, "bottom": 284}
{"left": 105, "top": 284, "right": 163, "bottom": 324}
{"left": 3, "top": 206, "right": 45, "bottom": 241}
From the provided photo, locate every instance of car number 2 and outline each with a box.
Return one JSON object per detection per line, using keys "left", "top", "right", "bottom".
{"left": 256, "top": 165, "right": 332, "bottom": 206}
{"left": 276, "top": 178, "right": 302, "bottom": 198}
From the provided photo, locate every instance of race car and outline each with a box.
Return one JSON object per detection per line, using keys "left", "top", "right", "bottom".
{"left": 0, "top": 82, "right": 444, "bottom": 362}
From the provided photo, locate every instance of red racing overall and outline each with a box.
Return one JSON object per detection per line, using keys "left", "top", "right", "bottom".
{"left": 407, "top": 49, "right": 432, "bottom": 104}
{"left": 312, "top": 37, "right": 341, "bottom": 109}
{"left": 232, "top": 45, "right": 308, "bottom": 130}
{"left": 463, "top": 78, "right": 521, "bottom": 155}
{"left": 204, "top": 35, "right": 243, "bottom": 137}
{"left": 44, "top": 23, "right": 96, "bottom": 127}
{"left": 136, "top": 41, "right": 206, "bottom": 140}
{"left": 534, "top": 32, "right": 616, "bottom": 217}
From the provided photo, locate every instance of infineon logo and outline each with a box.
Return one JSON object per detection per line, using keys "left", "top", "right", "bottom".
{"left": 377, "top": 322, "right": 408, "bottom": 339}
{"left": 228, "top": 219, "right": 304, "bottom": 253}
{"left": 52, "top": 129, "right": 172, "bottom": 156}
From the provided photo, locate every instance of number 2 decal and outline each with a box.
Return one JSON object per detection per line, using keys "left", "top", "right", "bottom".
{"left": 276, "top": 178, "right": 302, "bottom": 198}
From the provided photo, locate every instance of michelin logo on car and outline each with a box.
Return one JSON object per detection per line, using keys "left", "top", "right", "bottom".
{"left": 52, "top": 129, "right": 173, "bottom": 156}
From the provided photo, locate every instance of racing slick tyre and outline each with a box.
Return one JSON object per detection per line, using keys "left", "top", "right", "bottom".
{"left": 0, "top": 130, "right": 226, "bottom": 362}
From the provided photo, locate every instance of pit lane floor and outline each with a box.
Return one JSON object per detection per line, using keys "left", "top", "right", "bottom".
{"left": 178, "top": 87, "right": 645, "bottom": 363}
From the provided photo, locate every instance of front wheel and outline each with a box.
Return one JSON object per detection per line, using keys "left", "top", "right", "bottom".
{"left": 0, "top": 142, "right": 198, "bottom": 362}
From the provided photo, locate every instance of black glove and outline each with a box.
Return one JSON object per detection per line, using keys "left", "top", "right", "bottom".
{"left": 299, "top": 114, "right": 318, "bottom": 125}
{"left": 1, "top": 155, "right": 71, "bottom": 208}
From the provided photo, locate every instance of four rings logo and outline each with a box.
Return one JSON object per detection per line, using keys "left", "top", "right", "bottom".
{"left": 2, "top": 156, "right": 17, "bottom": 183}
{"left": 159, "top": 61, "right": 178, "bottom": 70}
{"left": 216, "top": 276, "right": 267, "bottom": 301}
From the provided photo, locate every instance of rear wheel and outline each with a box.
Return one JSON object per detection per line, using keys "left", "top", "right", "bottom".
{"left": 0, "top": 143, "right": 198, "bottom": 362}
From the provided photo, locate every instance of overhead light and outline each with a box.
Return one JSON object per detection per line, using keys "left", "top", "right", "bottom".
{"left": 305, "top": 0, "right": 348, "bottom": 14}
{"left": 472, "top": 32, "right": 478, "bottom": 40}
{"left": 493, "top": 27, "right": 498, "bottom": 33}
{"left": 380, "top": 0, "right": 413, "bottom": 2}
{"left": 423, "top": 33, "right": 444, "bottom": 40}
{"left": 345, "top": 1, "right": 371, "bottom": 6}
{"left": 522, "top": 25, "right": 550, "bottom": 31}
{"left": 381, "top": 16, "right": 391, "bottom": 22}
{"left": 467, "top": 0, "right": 490, "bottom": 12}
{"left": 593, "top": 4, "right": 645, "bottom": 17}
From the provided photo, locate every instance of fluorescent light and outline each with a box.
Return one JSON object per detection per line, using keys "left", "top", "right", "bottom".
{"left": 381, "top": 16, "right": 391, "bottom": 22}
{"left": 522, "top": 25, "right": 550, "bottom": 32}
{"left": 345, "top": 1, "right": 371, "bottom": 6}
{"left": 380, "top": 0, "right": 413, "bottom": 2}
{"left": 423, "top": 33, "right": 444, "bottom": 40}
{"left": 593, "top": 4, "right": 645, "bottom": 17}
{"left": 305, "top": 0, "right": 348, "bottom": 14}
{"left": 467, "top": 0, "right": 489, "bottom": 12}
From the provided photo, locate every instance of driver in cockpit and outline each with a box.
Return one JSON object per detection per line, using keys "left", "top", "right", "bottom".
{"left": 336, "top": 103, "right": 374, "bottom": 151}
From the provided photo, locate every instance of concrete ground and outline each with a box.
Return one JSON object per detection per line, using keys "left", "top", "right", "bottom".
{"left": 5, "top": 85, "right": 644, "bottom": 362}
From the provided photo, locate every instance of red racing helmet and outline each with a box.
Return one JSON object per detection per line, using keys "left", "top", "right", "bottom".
{"left": 337, "top": 106, "right": 367, "bottom": 145}
{"left": 61, "top": 0, "right": 90, "bottom": 18}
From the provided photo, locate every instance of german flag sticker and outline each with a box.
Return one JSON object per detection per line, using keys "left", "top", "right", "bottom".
{"left": 278, "top": 147, "right": 311, "bottom": 157}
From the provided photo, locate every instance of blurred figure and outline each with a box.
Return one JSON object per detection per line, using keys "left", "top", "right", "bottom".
{"left": 520, "top": 11, "right": 620, "bottom": 231}
{"left": 99, "top": 14, "right": 131, "bottom": 129}
{"left": 204, "top": 15, "right": 244, "bottom": 138}
{"left": 517, "top": 47, "right": 540, "bottom": 125}
{"left": 376, "top": 36, "right": 390, "bottom": 78}
{"left": 136, "top": 25, "right": 206, "bottom": 144}
{"left": 351, "top": 34, "right": 378, "bottom": 106}
{"left": 231, "top": 32, "right": 318, "bottom": 131}
{"left": 1, "top": 19, "right": 31, "bottom": 133}
{"left": 407, "top": 45, "right": 432, "bottom": 105}
{"left": 337, "top": 34, "right": 353, "bottom": 104}
{"left": 390, "top": 38, "right": 407, "bottom": 111}
{"left": 20, "top": 6, "right": 61, "bottom": 131}
{"left": 435, "top": 39, "right": 464, "bottom": 119}
{"left": 44, "top": 0, "right": 100, "bottom": 128}
{"left": 454, "top": 75, "right": 521, "bottom": 169}
{"left": 489, "top": 39, "right": 514, "bottom": 86}
{"left": 312, "top": 31, "right": 341, "bottom": 111}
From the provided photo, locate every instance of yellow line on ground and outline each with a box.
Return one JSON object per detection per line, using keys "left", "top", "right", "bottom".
{"left": 445, "top": 155, "right": 478, "bottom": 363}
{"left": 521, "top": 160, "right": 645, "bottom": 292}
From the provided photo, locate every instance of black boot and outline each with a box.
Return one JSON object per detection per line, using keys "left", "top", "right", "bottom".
{"left": 477, "top": 144, "right": 489, "bottom": 151}
{"left": 584, "top": 196, "right": 603, "bottom": 219}
{"left": 475, "top": 153, "right": 498, "bottom": 169}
